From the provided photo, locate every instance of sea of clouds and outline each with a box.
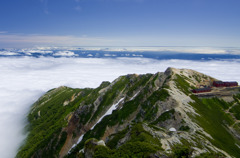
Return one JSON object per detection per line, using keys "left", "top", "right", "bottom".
{"left": 0, "top": 57, "right": 240, "bottom": 158}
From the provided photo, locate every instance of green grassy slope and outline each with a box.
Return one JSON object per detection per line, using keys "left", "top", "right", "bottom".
{"left": 174, "top": 74, "right": 240, "bottom": 157}
{"left": 16, "top": 87, "right": 93, "bottom": 158}
{"left": 190, "top": 96, "right": 240, "bottom": 157}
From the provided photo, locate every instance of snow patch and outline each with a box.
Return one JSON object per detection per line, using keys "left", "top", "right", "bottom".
{"left": 236, "top": 143, "right": 240, "bottom": 149}
{"left": 169, "top": 127, "right": 176, "bottom": 132}
{"left": 91, "top": 98, "right": 124, "bottom": 130}
{"left": 97, "top": 140, "right": 106, "bottom": 146}
{"left": 68, "top": 98, "right": 124, "bottom": 154}
{"left": 130, "top": 91, "right": 140, "bottom": 101}
{"left": 68, "top": 135, "right": 83, "bottom": 154}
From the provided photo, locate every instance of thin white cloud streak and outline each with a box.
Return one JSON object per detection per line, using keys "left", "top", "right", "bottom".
{"left": 74, "top": 5, "right": 82, "bottom": 11}
{"left": 21, "top": 49, "right": 53, "bottom": 54}
{"left": 40, "top": 0, "right": 49, "bottom": 14}
{"left": 0, "top": 32, "right": 240, "bottom": 49}
{"left": 0, "top": 34, "right": 118, "bottom": 48}
{"left": 0, "top": 57, "right": 240, "bottom": 158}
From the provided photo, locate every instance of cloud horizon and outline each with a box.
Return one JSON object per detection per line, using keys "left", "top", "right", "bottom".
{"left": 1, "top": 32, "right": 240, "bottom": 48}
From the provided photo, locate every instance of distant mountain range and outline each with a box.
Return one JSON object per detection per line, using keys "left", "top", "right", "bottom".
{"left": 16, "top": 68, "right": 240, "bottom": 158}
{"left": 1, "top": 48, "right": 240, "bottom": 61}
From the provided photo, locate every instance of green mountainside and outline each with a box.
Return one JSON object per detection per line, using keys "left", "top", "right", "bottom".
{"left": 16, "top": 68, "right": 240, "bottom": 158}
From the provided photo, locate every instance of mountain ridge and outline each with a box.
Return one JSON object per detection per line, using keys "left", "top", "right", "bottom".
{"left": 16, "top": 67, "right": 240, "bottom": 158}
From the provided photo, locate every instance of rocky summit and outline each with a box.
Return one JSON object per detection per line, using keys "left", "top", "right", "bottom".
{"left": 16, "top": 67, "right": 240, "bottom": 158}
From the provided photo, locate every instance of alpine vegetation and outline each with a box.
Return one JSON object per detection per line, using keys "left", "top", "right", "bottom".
{"left": 16, "top": 67, "right": 240, "bottom": 158}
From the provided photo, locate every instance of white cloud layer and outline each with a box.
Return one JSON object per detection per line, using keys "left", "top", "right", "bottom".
{"left": 2, "top": 46, "right": 240, "bottom": 57}
{"left": 0, "top": 57, "right": 240, "bottom": 158}
{"left": 83, "top": 47, "right": 240, "bottom": 55}
{"left": 22, "top": 46, "right": 240, "bottom": 55}
{"left": 53, "top": 51, "right": 77, "bottom": 57}
{"left": 0, "top": 51, "right": 18, "bottom": 56}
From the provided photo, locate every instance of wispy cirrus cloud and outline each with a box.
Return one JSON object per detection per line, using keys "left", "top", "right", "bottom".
{"left": 40, "top": 0, "right": 49, "bottom": 14}
{"left": 74, "top": 5, "right": 82, "bottom": 11}
{"left": 74, "top": 0, "right": 82, "bottom": 12}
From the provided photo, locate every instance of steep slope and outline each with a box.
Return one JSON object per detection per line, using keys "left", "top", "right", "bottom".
{"left": 16, "top": 68, "right": 240, "bottom": 158}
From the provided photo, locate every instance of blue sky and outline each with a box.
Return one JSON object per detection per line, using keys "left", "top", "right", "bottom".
{"left": 0, "top": 0, "right": 240, "bottom": 47}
